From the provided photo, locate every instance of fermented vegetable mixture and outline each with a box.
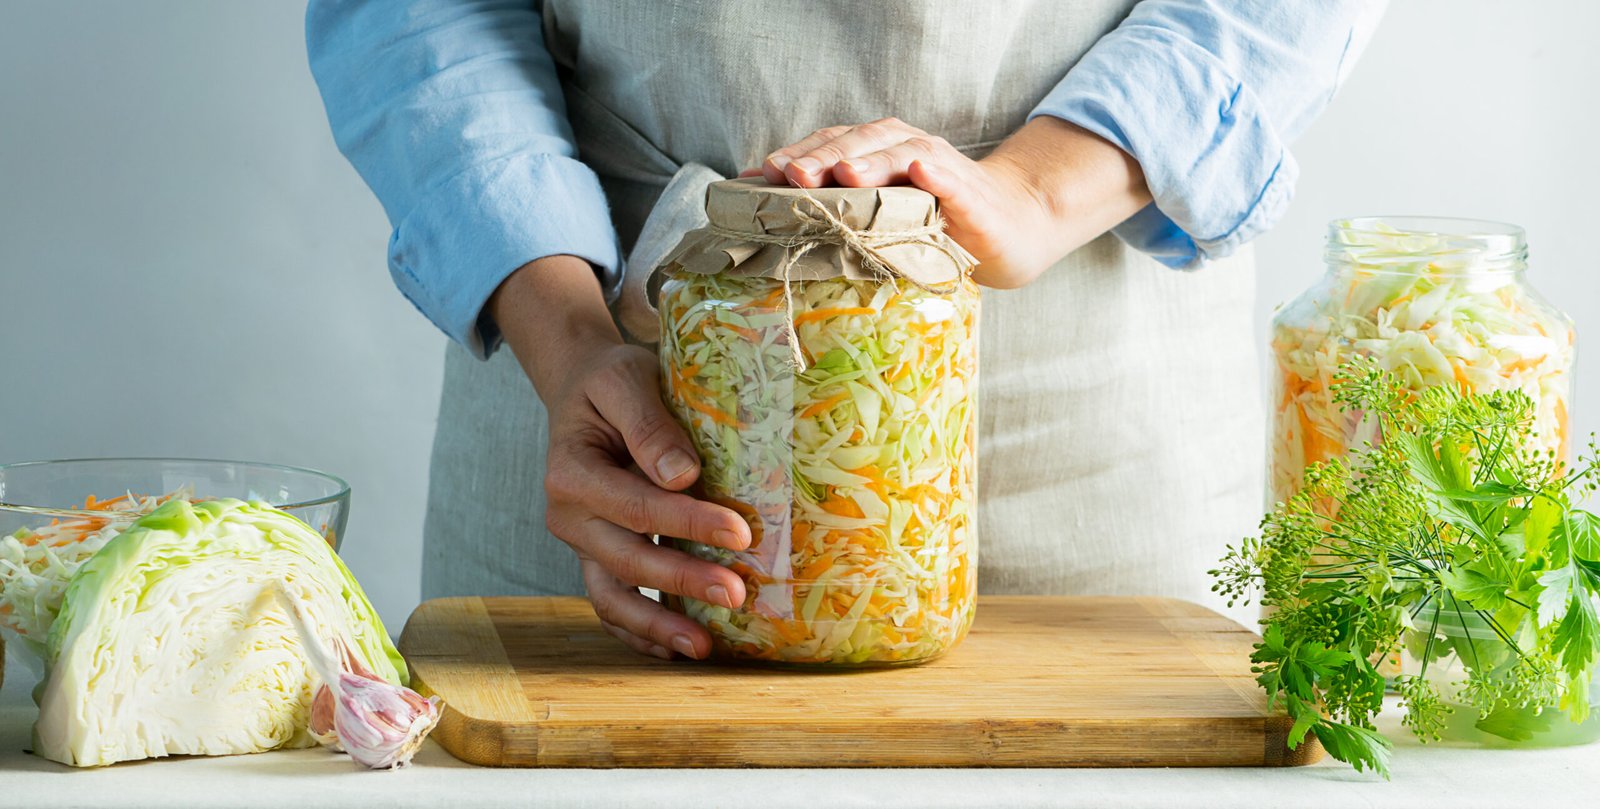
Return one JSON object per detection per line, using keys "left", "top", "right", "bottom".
{"left": 1271, "top": 221, "right": 1575, "bottom": 507}
{"left": 660, "top": 272, "right": 979, "bottom": 665}
{"left": 0, "top": 489, "right": 188, "bottom": 652}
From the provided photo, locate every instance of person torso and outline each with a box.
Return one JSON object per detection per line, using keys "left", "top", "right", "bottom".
{"left": 425, "top": 0, "right": 1264, "bottom": 620}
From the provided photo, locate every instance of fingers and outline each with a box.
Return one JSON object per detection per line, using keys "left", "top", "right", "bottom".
{"left": 782, "top": 119, "right": 923, "bottom": 187}
{"left": 760, "top": 124, "right": 852, "bottom": 184}
{"left": 570, "top": 516, "right": 746, "bottom": 607}
{"left": 584, "top": 351, "right": 702, "bottom": 490}
{"left": 907, "top": 158, "right": 976, "bottom": 219}
{"left": 599, "top": 619, "right": 673, "bottom": 661}
{"left": 908, "top": 159, "right": 1033, "bottom": 289}
{"left": 833, "top": 135, "right": 957, "bottom": 187}
{"left": 542, "top": 345, "right": 756, "bottom": 663}
{"left": 592, "top": 463, "right": 752, "bottom": 549}
{"left": 760, "top": 118, "right": 929, "bottom": 187}
{"left": 582, "top": 558, "right": 715, "bottom": 659}
{"left": 546, "top": 445, "right": 751, "bottom": 550}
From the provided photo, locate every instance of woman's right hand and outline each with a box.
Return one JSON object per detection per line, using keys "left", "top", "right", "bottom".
{"left": 489, "top": 256, "right": 751, "bottom": 660}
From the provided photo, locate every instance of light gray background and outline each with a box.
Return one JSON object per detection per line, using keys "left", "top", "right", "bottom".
{"left": 2, "top": 1, "right": 1594, "bottom": 629}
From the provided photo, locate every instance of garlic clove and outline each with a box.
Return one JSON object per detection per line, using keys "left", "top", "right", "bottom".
{"left": 309, "top": 684, "right": 341, "bottom": 750}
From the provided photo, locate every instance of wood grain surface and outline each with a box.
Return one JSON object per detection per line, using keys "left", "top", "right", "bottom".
{"left": 398, "top": 595, "right": 1324, "bottom": 768}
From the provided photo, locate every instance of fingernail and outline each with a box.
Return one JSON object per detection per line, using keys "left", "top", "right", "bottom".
{"left": 649, "top": 644, "right": 673, "bottom": 660}
{"left": 841, "top": 158, "right": 867, "bottom": 173}
{"left": 768, "top": 155, "right": 791, "bottom": 171}
{"left": 713, "top": 528, "right": 744, "bottom": 549}
{"left": 791, "top": 156, "right": 820, "bottom": 174}
{"left": 670, "top": 635, "right": 697, "bottom": 658}
{"left": 655, "top": 449, "right": 695, "bottom": 483}
{"left": 707, "top": 584, "right": 733, "bottom": 609}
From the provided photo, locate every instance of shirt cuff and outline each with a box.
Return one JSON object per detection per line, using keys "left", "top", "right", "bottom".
{"left": 1030, "top": 24, "right": 1299, "bottom": 269}
{"left": 386, "top": 151, "right": 621, "bottom": 359}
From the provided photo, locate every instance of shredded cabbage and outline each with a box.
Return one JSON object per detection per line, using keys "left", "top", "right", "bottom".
{"left": 0, "top": 489, "right": 190, "bottom": 655}
{"left": 660, "top": 273, "right": 979, "bottom": 665}
{"left": 1271, "top": 221, "right": 1575, "bottom": 505}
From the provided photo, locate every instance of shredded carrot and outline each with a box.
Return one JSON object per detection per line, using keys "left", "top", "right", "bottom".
{"left": 755, "top": 285, "right": 787, "bottom": 308}
{"left": 679, "top": 393, "right": 743, "bottom": 428}
{"left": 799, "top": 391, "right": 850, "bottom": 419}
{"left": 792, "top": 306, "right": 876, "bottom": 326}
{"left": 818, "top": 496, "right": 865, "bottom": 519}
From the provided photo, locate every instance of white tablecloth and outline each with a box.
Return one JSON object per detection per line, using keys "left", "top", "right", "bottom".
{"left": 2, "top": 651, "right": 1594, "bottom": 808}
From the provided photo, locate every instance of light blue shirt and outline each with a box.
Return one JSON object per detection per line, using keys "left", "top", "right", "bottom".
{"left": 307, "top": 0, "right": 1385, "bottom": 358}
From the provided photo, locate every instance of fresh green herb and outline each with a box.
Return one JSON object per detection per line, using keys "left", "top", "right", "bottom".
{"left": 1213, "top": 357, "right": 1600, "bottom": 778}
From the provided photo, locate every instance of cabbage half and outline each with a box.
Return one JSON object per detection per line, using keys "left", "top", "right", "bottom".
{"left": 34, "top": 499, "right": 404, "bottom": 767}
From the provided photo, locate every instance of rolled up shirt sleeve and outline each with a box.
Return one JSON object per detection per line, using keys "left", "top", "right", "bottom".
{"left": 306, "top": 0, "right": 621, "bottom": 359}
{"left": 1032, "top": 0, "right": 1387, "bottom": 268}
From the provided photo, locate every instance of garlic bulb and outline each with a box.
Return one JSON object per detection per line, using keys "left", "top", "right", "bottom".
{"left": 275, "top": 585, "right": 442, "bottom": 769}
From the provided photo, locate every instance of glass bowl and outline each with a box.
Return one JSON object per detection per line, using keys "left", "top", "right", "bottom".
{"left": 0, "top": 458, "right": 349, "bottom": 687}
{"left": 0, "top": 457, "right": 349, "bottom": 550}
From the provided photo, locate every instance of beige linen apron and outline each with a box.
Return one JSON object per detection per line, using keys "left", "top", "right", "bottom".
{"left": 422, "top": 0, "right": 1264, "bottom": 622}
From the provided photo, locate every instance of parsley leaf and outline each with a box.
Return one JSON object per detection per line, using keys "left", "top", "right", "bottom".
{"left": 1285, "top": 694, "right": 1318, "bottom": 747}
{"left": 1569, "top": 512, "right": 1600, "bottom": 561}
{"left": 1400, "top": 433, "right": 1493, "bottom": 541}
{"left": 1439, "top": 565, "right": 1509, "bottom": 612}
{"left": 1552, "top": 590, "right": 1600, "bottom": 678}
{"left": 1312, "top": 721, "right": 1393, "bottom": 779}
{"left": 1523, "top": 494, "right": 1564, "bottom": 557}
{"left": 1537, "top": 565, "right": 1576, "bottom": 628}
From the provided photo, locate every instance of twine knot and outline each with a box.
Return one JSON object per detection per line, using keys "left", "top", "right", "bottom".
{"left": 701, "top": 188, "right": 972, "bottom": 367}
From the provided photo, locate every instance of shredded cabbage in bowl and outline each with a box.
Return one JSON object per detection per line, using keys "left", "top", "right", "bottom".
{"left": 659, "top": 272, "right": 979, "bottom": 665}
{"left": 1271, "top": 223, "right": 1575, "bottom": 506}
{"left": 0, "top": 489, "right": 190, "bottom": 655}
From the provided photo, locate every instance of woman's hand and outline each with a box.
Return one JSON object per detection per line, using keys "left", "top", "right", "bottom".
{"left": 746, "top": 116, "right": 1152, "bottom": 288}
{"left": 489, "top": 256, "right": 751, "bottom": 660}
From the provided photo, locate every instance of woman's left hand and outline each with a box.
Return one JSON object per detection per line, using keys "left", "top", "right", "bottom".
{"left": 743, "top": 116, "right": 1151, "bottom": 289}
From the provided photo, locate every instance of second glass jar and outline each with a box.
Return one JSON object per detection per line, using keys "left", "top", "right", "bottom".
{"left": 1270, "top": 217, "right": 1576, "bottom": 508}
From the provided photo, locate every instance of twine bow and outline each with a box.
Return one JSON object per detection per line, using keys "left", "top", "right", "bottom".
{"left": 701, "top": 188, "right": 974, "bottom": 367}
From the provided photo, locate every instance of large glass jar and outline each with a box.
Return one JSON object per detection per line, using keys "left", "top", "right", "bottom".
{"left": 1270, "top": 217, "right": 1576, "bottom": 508}
{"left": 655, "top": 179, "right": 980, "bottom": 666}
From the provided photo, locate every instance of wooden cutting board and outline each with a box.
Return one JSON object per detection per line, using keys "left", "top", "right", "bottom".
{"left": 398, "top": 595, "right": 1322, "bottom": 768}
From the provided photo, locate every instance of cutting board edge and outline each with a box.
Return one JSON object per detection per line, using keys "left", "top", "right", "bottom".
{"left": 407, "top": 675, "right": 1325, "bottom": 769}
{"left": 414, "top": 677, "right": 523, "bottom": 768}
{"left": 1264, "top": 716, "right": 1328, "bottom": 766}
{"left": 409, "top": 705, "right": 1324, "bottom": 767}
{"left": 424, "top": 715, "right": 1322, "bottom": 768}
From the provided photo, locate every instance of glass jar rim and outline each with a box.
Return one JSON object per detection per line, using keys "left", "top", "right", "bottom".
{"left": 1326, "top": 215, "right": 1528, "bottom": 274}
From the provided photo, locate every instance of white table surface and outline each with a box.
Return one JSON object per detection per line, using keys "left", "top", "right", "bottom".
{"left": 2, "top": 650, "right": 1595, "bottom": 808}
